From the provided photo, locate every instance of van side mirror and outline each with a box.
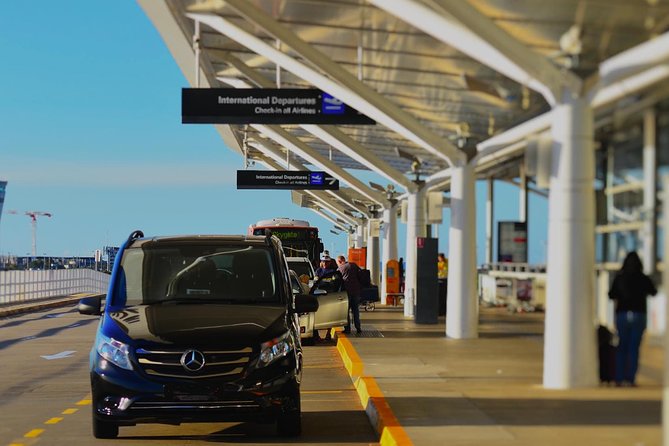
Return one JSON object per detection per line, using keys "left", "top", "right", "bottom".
{"left": 78, "top": 295, "right": 103, "bottom": 315}
{"left": 294, "top": 294, "right": 319, "bottom": 313}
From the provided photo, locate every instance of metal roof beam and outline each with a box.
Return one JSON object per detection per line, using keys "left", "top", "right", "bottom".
{"left": 249, "top": 139, "right": 371, "bottom": 217}
{"left": 369, "top": 0, "right": 581, "bottom": 105}
{"left": 213, "top": 54, "right": 415, "bottom": 192}
{"left": 593, "top": 31, "right": 669, "bottom": 93}
{"left": 188, "top": 7, "right": 465, "bottom": 166}
{"left": 138, "top": 0, "right": 248, "bottom": 155}
{"left": 251, "top": 124, "right": 389, "bottom": 208}
{"left": 257, "top": 157, "right": 363, "bottom": 225}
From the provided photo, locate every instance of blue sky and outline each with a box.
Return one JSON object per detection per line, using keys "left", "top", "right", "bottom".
{"left": 0, "top": 1, "right": 548, "bottom": 264}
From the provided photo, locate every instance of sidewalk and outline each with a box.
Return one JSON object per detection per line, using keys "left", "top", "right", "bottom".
{"left": 343, "top": 306, "right": 662, "bottom": 446}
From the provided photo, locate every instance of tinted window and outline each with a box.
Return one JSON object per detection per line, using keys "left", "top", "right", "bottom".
{"left": 287, "top": 260, "right": 313, "bottom": 279}
{"left": 116, "top": 244, "right": 278, "bottom": 306}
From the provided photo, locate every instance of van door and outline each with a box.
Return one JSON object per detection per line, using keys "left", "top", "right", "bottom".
{"left": 313, "top": 289, "right": 348, "bottom": 329}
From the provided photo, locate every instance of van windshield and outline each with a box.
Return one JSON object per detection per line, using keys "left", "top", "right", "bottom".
{"left": 115, "top": 244, "right": 279, "bottom": 306}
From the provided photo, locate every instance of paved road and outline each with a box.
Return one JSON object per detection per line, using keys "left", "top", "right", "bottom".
{"left": 0, "top": 306, "right": 377, "bottom": 445}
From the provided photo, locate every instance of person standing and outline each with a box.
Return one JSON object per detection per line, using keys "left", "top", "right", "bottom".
{"left": 608, "top": 252, "right": 657, "bottom": 387}
{"left": 437, "top": 253, "right": 448, "bottom": 279}
{"left": 336, "top": 255, "right": 362, "bottom": 335}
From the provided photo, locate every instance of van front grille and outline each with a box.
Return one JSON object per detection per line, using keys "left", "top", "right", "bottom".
{"left": 135, "top": 347, "right": 253, "bottom": 380}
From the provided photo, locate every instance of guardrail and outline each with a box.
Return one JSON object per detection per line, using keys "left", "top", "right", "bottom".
{"left": 0, "top": 269, "right": 110, "bottom": 305}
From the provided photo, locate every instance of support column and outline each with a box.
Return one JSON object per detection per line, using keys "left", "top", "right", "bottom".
{"left": 486, "top": 178, "right": 494, "bottom": 265}
{"left": 519, "top": 160, "right": 529, "bottom": 223}
{"left": 381, "top": 201, "right": 398, "bottom": 301}
{"left": 366, "top": 217, "right": 381, "bottom": 285}
{"left": 543, "top": 96, "right": 597, "bottom": 389}
{"left": 642, "top": 108, "right": 657, "bottom": 275}
{"left": 446, "top": 162, "right": 478, "bottom": 338}
{"left": 404, "top": 186, "right": 427, "bottom": 317}
{"left": 354, "top": 223, "right": 365, "bottom": 249}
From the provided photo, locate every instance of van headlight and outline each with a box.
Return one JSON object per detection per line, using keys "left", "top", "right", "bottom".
{"left": 96, "top": 333, "right": 133, "bottom": 370}
{"left": 257, "top": 332, "right": 293, "bottom": 368}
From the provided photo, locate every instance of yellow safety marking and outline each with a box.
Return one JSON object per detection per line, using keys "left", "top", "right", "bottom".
{"left": 62, "top": 408, "right": 78, "bottom": 415}
{"left": 301, "top": 390, "right": 344, "bottom": 394}
{"left": 9, "top": 443, "right": 25, "bottom": 446}
{"left": 334, "top": 338, "right": 414, "bottom": 446}
{"left": 336, "top": 336, "right": 364, "bottom": 376}
{"left": 76, "top": 399, "right": 91, "bottom": 406}
{"left": 24, "top": 429, "right": 44, "bottom": 438}
{"left": 44, "top": 417, "right": 63, "bottom": 425}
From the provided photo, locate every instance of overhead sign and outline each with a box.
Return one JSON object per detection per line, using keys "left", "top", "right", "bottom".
{"left": 182, "top": 88, "right": 375, "bottom": 125}
{"left": 237, "top": 170, "right": 340, "bottom": 190}
{"left": 497, "top": 221, "right": 528, "bottom": 263}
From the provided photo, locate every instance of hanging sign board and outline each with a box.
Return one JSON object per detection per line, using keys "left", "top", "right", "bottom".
{"left": 182, "top": 88, "right": 375, "bottom": 125}
{"left": 237, "top": 170, "right": 339, "bottom": 190}
{"left": 497, "top": 221, "right": 528, "bottom": 263}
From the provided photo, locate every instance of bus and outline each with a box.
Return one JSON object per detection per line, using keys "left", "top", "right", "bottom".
{"left": 248, "top": 218, "right": 324, "bottom": 267}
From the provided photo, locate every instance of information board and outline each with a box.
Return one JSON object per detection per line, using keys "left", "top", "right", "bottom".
{"left": 183, "top": 88, "right": 375, "bottom": 125}
{"left": 237, "top": 170, "right": 339, "bottom": 190}
{"left": 497, "top": 221, "right": 528, "bottom": 263}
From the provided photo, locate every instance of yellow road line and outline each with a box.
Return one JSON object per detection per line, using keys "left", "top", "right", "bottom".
{"left": 62, "top": 408, "right": 78, "bottom": 415}
{"left": 76, "top": 399, "right": 91, "bottom": 406}
{"left": 301, "top": 390, "right": 344, "bottom": 394}
{"left": 24, "top": 429, "right": 44, "bottom": 438}
{"left": 44, "top": 417, "right": 63, "bottom": 425}
{"left": 9, "top": 443, "right": 25, "bottom": 446}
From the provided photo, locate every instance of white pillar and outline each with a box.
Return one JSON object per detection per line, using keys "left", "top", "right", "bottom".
{"left": 404, "top": 186, "right": 427, "bottom": 317}
{"left": 543, "top": 96, "right": 597, "bottom": 389}
{"left": 381, "top": 202, "right": 398, "bottom": 301}
{"left": 366, "top": 218, "right": 380, "bottom": 285}
{"left": 446, "top": 162, "right": 478, "bottom": 338}
{"left": 486, "top": 178, "right": 494, "bottom": 265}
{"left": 354, "top": 223, "right": 365, "bottom": 249}
{"left": 519, "top": 160, "right": 529, "bottom": 223}
{"left": 642, "top": 108, "right": 657, "bottom": 275}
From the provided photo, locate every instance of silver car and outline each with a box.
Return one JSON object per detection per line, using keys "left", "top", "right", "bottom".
{"left": 288, "top": 269, "right": 348, "bottom": 340}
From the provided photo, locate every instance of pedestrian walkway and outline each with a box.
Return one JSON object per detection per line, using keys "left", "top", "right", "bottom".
{"left": 342, "top": 306, "right": 662, "bottom": 446}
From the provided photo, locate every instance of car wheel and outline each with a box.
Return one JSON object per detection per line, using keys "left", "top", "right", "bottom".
{"left": 92, "top": 414, "right": 119, "bottom": 439}
{"left": 276, "top": 385, "right": 301, "bottom": 437}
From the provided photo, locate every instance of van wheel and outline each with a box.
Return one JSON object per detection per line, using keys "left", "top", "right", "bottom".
{"left": 276, "top": 388, "right": 301, "bottom": 437}
{"left": 93, "top": 415, "right": 119, "bottom": 439}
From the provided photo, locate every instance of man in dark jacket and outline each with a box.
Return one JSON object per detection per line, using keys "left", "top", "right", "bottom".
{"left": 608, "top": 251, "right": 657, "bottom": 386}
{"left": 336, "top": 255, "right": 362, "bottom": 334}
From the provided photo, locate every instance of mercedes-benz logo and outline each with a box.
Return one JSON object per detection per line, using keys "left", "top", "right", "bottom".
{"left": 180, "top": 349, "right": 206, "bottom": 372}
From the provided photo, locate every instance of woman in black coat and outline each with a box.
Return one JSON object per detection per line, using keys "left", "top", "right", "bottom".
{"left": 608, "top": 252, "right": 657, "bottom": 386}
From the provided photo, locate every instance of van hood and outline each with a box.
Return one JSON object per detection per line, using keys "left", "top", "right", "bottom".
{"left": 106, "top": 304, "right": 288, "bottom": 348}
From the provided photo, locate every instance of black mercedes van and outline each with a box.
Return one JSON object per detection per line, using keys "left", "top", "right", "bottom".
{"left": 78, "top": 230, "right": 318, "bottom": 439}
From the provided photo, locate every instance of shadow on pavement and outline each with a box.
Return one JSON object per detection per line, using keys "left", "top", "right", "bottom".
{"left": 120, "top": 410, "right": 376, "bottom": 443}
{"left": 385, "top": 396, "right": 661, "bottom": 426}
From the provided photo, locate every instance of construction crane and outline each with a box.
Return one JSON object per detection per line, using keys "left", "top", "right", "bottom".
{"left": 7, "top": 210, "right": 53, "bottom": 256}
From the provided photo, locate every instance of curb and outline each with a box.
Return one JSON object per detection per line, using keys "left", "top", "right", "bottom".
{"left": 331, "top": 328, "right": 413, "bottom": 446}
{"left": 0, "top": 293, "right": 103, "bottom": 318}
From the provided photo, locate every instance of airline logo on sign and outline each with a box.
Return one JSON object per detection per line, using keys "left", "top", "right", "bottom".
{"left": 322, "top": 93, "right": 345, "bottom": 115}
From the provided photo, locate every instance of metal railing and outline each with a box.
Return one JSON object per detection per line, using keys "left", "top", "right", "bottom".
{"left": 0, "top": 269, "right": 110, "bottom": 306}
